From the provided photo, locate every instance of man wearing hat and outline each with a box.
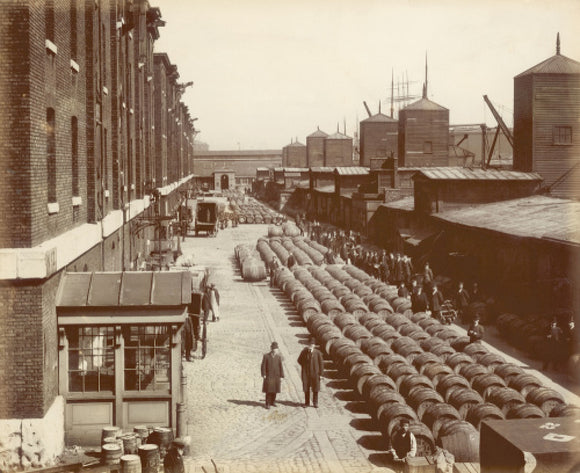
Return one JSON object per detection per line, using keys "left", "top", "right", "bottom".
{"left": 261, "top": 341, "right": 284, "bottom": 409}
{"left": 297, "top": 337, "right": 324, "bottom": 408}
{"left": 163, "top": 438, "right": 186, "bottom": 473}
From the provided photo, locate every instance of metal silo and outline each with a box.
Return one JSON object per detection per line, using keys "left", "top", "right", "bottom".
{"left": 325, "top": 127, "right": 353, "bottom": 167}
{"left": 360, "top": 113, "right": 398, "bottom": 167}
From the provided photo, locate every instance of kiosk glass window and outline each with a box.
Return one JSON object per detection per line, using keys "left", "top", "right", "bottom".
{"left": 68, "top": 327, "right": 115, "bottom": 392}
{"left": 124, "top": 326, "right": 171, "bottom": 392}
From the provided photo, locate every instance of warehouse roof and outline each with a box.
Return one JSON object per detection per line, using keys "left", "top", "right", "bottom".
{"left": 313, "top": 185, "right": 335, "bottom": 194}
{"left": 381, "top": 196, "right": 415, "bottom": 211}
{"left": 326, "top": 131, "right": 351, "bottom": 140}
{"left": 311, "top": 167, "right": 335, "bottom": 173}
{"left": 413, "top": 167, "right": 542, "bottom": 181}
{"left": 335, "top": 166, "right": 369, "bottom": 176}
{"left": 195, "top": 149, "right": 281, "bottom": 157}
{"left": 283, "top": 167, "right": 309, "bottom": 173}
{"left": 433, "top": 196, "right": 580, "bottom": 245}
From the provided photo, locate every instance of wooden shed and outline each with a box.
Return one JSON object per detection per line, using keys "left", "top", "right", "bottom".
{"left": 56, "top": 271, "right": 191, "bottom": 444}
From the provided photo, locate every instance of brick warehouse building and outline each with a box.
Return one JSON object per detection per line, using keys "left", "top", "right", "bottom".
{"left": 0, "top": 0, "right": 196, "bottom": 461}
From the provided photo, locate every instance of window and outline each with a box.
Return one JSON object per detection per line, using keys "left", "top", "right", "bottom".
{"left": 70, "top": 0, "right": 77, "bottom": 60}
{"left": 124, "top": 326, "right": 170, "bottom": 392}
{"left": 554, "top": 126, "right": 572, "bottom": 145}
{"left": 71, "top": 117, "right": 79, "bottom": 196}
{"left": 47, "top": 108, "right": 57, "bottom": 203}
{"left": 423, "top": 141, "right": 433, "bottom": 154}
{"left": 68, "top": 327, "right": 115, "bottom": 393}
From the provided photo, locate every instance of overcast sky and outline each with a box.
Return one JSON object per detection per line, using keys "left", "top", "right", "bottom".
{"left": 155, "top": 0, "right": 580, "bottom": 151}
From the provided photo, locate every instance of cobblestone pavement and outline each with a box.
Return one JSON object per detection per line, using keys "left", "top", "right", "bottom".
{"left": 179, "top": 225, "right": 391, "bottom": 473}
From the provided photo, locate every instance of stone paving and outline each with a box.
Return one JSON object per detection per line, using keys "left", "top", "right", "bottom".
{"left": 179, "top": 224, "right": 390, "bottom": 473}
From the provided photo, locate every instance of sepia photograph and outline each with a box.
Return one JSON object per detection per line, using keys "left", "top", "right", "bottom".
{"left": 0, "top": 0, "right": 579, "bottom": 472}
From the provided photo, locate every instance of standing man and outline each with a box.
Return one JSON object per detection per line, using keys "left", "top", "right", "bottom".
{"left": 467, "top": 317, "right": 485, "bottom": 344}
{"left": 389, "top": 419, "right": 417, "bottom": 472}
{"left": 261, "top": 341, "right": 284, "bottom": 409}
{"left": 429, "top": 284, "right": 445, "bottom": 321}
{"left": 455, "top": 282, "right": 471, "bottom": 323}
{"left": 208, "top": 283, "right": 220, "bottom": 322}
{"left": 411, "top": 285, "right": 429, "bottom": 313}
{"left": 287, "top": 252, "right": 297, "bottom": 269}
{"left": 297, "top": 337, "right": 324, "bottom": 408}
{"left": 269, "top": 257, "right": 279, "bottom": 288}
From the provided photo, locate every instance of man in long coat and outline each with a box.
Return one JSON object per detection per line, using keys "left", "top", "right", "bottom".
{"left": 297, "top": 337, "right": 324, "bottom": 408}
{"left": 261, "top": 341, "right": 284, "bottom": 409}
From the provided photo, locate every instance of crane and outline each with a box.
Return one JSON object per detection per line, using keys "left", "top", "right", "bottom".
{"left": 482, "top": 95, "right": 514, "bottom": 169}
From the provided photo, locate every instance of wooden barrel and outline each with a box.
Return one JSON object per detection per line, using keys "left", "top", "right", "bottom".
{"left": 398, "top": 374, "right": 434, "bottom": 397}
{"left": 320, "top": 299, "right": 345, "bottom": 317}
{"left": 492, "top": 363, "right": 525, "bottom": 383}
{"left": 353, "top": 365, "right": 383, "bottom": 396}
{"left": 525, "top": 386, "right": 566, "bottom": 416}
{"left": 550, "top": 404, "right": 580, "bottom": 418}
{"left": 437, "top": 421, "right": 479, "bottom": 462}
{"left": 296, "top": 298, "right": 321, "bottom": 322}
{"left": 149, "top": 427, "right": 173, "bottom": 457}
{"left": 485, "top": 386, "right": 525, "bottom": 415}
{"left": 420, "top": 337, "right": 446, "bottom": 351}
{"left": 120, "top": 454, "right": 141, "bottom": 473}
{"left": 383, "top": 361, "right": 417, "bottom": 381}
{"left": 421, "top": 403, "right": 461, "bottom": 429}
{"left": 436, "top": 374, "right": 471, "bottom": 400}
{"left": 459, "top": 363, "right": 489, "bottom": 383}
{"left": 138, "top": 444, "right": 160, "bottom": 473}
{"left": 241, "top": 258, "right": 267, "bottom": 281}
{"left": 448, "top": 388, "right": 484, "bottom": 420}
{"left": 422, "top": 363, "right": 455, "bottom": 386}
{"left": 429, "top": 344, "right": 455, "bottom": 361}
{"left": 133, "top": 426, "right": 149, "bottom": 444}
{"left": 472, "top": 373, "right": 507, "bottom": 398}
{"left": 408, "top": 387, "right": 444, "bottom": 419}
{"left": 465, "top": 402, "right": 505, "bottom": 429}
{"left": 506, "top": 403, "right": 546, "bottom": 419}
{"left": 371, "top": 387, "right": 406, "bottom": 419}
{"left": 507, "top": 373, "right": 543, "bottom": 397}
{"left": 463, "top": 342, "right": 488, "bottom": 358}
{"left": 378, "top": 403, "right": 419, "bottom": 440}
{"left": 450, "top": 336, "right": 472, "bottom": 352}
{"left": 366, "top": 344, "right": 394, "bottom": 362}
{"left": 344, "top": 353, "right": 373, "bottom": 376}
{"left": 446, "top": 353, "right": 474, "bottom": 374}
{"left": 101, "top": 443, "right": 123, "bottom": 465}
{"left": 121, "top": 434, "right": 139, "bottom": 454}
{"left": 361, "top": 374, "right": 397, "bottom": 400}
{"left": 101, "top": 426, "right": 120, "bottom": 444}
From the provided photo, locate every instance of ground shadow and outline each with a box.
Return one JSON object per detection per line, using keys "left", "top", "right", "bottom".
{"left": 290, "top": 321, "right": 306, "bottom": 328}
{"left": 326, "top": 379, "right": 350, "bottom": 390}
{"left": 343, "top": 401, "right": 368, "bottom": 414}
{"left": 350, "top": 418, "right": 379, "bottom": 432}
{"left": 274, "top": 400, "right": 304, "bottom": 408}
{"left": 334, "top": 390, "right": 357, "bottom": 402}
{"left": 358, "top": 434, "right": 386, "bottom": 451}
{"left": 227, "top": 399, "right": 266, "bottom": 408}
{"left": 296, "top": 333, "right": 311, "bottom": 339}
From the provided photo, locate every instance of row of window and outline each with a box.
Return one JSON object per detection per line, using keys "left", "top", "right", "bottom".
{"left": 67, "top": 326, "right": 170, "bottom": 393}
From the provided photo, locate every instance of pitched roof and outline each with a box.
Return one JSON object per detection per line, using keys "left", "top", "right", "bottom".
{"left": 287, "top": 141, "right": 306, "bottom": 147}
{"left": 403, "top": 97, "right": 448, "bottom": 112}
{"left": 326, "top": 131, "right": 352, "bottom": 140}
{"left": 361, "top": 113, "right": 398, "bottom": 123}
{"left": 434, "top": 195, "right": 580, "bottom": 244}
{"left": 515, "top": 53, "right": 580, "bottom": 78}
{"left": 307, "top": 128, "right": 329, "bottom": 138}
{"left": 413, "top": 167, "right": 542, "bottom": 181}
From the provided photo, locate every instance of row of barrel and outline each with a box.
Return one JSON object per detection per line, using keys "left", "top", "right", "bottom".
{"left": 100, "top": 425, "right": 174, "bottom": 472}
{"left": 256, "top": 239, "right": 577, "bottom": 462}
{"left": 258, "top": 234, "right": 342, "bottom": 268}
{"left": 229, "top": 197, "right": 283, "bottom": 224}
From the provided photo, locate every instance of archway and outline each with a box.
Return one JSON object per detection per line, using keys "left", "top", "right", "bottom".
{"left": 220, "top": 174, "right": 229, "bottom": 190}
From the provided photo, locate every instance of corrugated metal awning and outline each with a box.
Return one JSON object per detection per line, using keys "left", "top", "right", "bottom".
{"left": 57, "top": 271, "right": 191, "bottom": 325}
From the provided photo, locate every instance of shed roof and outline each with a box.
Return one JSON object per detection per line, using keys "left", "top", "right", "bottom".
{"left": 413, "top": 167, "right": 542, "bottom": 181}
{"left": 403, "top": 97, "right": 448, "bottom": 112}
{"left": 335, "top": 166, "right": 369, "bottom": 176}
{"left": 515, "top": 53, "right": 580, "bottom": 78}
{"left": 313, "top": 185, "right": 335, "bottom": 194}
{"left": 57, "top": 271, "right": 192, "bottom": 307}
{"left": 311, "top": 167, "right": 335, "bottom": 173}
{"left": 434, "top": 195, "right": 580, "bottom": 244}
{"left": 256, "top": 167, "right": 269, "bottom": 172}
{"left": 283, "top": 167, "right": 309, "bottom": 173}
{"left": 381, "top": 196, "right": 415, "bottom": 211}
{"left": 307, "top": 128, "right": 329, "bottom": 138}
{"left": 361, "top": 113, "right": 398, "bottom": 123}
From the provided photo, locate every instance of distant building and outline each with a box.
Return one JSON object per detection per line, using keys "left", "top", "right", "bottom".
{"left": 306, "top": 128, "right": 328, "bottom": 167}
{"left": 325, "top": 128, "right": 354, "bottom": 166}
{"left": 359, "top": 112, "right": 398, "bottom": 166}
{"left": 513, "top": 35, "right": 580, "bottom": 199}
{"left": 398, "top": 86, "right": 449, "bottom": 167}
{"left": 282, "top": 139, "right": 307, "bottom": 167}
